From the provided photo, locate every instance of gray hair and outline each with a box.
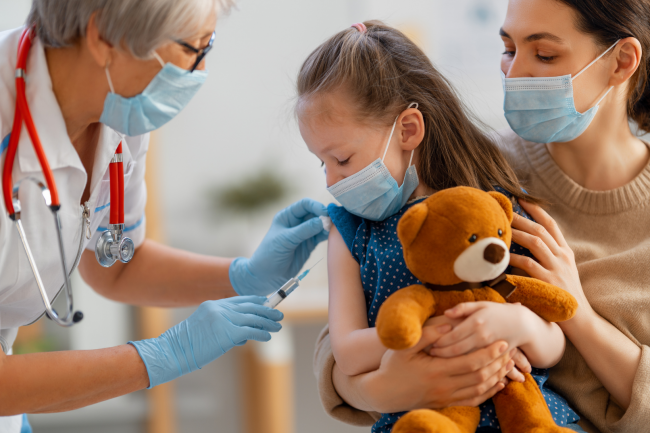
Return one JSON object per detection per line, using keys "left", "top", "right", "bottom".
{"left": 27, "top": 0, "right": 234, "bottom": 59}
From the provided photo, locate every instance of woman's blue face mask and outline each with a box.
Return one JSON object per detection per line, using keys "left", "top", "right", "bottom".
{"left": 502, "top": 41, "right": 619, "bottom": 144}
{"left": 100, "top": 52, "right": 207, "bottom": 137}
{"left": 326, "top": 104, "right": 420, "bottom": 221}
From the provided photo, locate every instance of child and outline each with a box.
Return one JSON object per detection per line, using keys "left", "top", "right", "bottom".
{"left": 296, "top": 21, "right": 580, "bottom": 433}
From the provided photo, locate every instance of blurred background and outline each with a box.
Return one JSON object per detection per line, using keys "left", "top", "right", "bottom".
{"left": 0, "top": 0, "right": 510, "bottom": 432}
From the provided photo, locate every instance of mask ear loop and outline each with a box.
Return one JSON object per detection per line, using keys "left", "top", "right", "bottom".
{"left": 572, "top": 40, "right": 620, "bottom": 81}
{"left": 105, "top": 52, "right": 165, "bottom": 95}
{"left": 104, "top": 63, "right": 115, "bottom": 94}
{"left": 382, "top": 103, "right": 420, "bottom": 165}
{"left": 406, "top": 103, "right": 418, "bottom": 167}
{"left": 594, "top": 85, "right": 615, "bottom": 107}
{"left": 381, "top": 118, "right": 399, "bottom": 162}
{"left": 572, "top": 41, "right": 619, "bottom": 110}
{"left": 152, "top": 51, "right": 166, "bottom": 68}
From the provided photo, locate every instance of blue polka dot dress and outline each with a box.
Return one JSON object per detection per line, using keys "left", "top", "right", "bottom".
{"left": 327, "top": 187, "right": 579, "bottom": 433}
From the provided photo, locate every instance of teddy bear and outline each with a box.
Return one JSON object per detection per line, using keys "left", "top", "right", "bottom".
{"left": 375, "top": 186, "right": 578, "bottom": 433}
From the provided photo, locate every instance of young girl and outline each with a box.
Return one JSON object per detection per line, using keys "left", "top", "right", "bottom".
{"left": 296, "top": 22, "right": 581, "bottom": 433}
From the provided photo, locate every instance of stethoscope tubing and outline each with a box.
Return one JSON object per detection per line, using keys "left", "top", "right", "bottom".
{"left": 2, "top": 28, "right": 82, "bottom": 326}
{"left": 2, "top": 28, "right": 133, "bottom": 327}
{"left": 3, "top": 29, "right": 60, "bottom": 216}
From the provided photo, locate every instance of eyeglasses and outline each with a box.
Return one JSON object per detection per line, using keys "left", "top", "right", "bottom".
{"left": 175, "top": 31, "right": 216, "bottom": 72}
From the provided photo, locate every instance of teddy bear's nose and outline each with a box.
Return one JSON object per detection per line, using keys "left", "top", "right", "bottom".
{"left": 483, "top": 243, "right": 506, "bottom": 264}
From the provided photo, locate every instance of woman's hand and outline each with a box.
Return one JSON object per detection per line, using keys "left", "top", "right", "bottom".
{"left": 130, "top": 296, "right": 283, "bottom": 388}
{"left": 229, "top": 198, "right": 329, "bottom": 296}
{"left": 359, "top": 316, "right": 517, "bottom": 413}
{"left": 509, "top": 200, "right": 592, "bottom": 317}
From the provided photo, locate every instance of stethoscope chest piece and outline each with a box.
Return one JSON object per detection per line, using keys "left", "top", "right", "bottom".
{"left": 95, "top": 224, "right": 135, "bottom": 267}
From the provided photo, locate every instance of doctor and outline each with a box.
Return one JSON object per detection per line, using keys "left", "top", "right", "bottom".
{"left": 0, "top": 0, "right": 328, "bottom": 431}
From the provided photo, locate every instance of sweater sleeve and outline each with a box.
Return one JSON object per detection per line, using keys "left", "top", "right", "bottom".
{"left": 606, "top": 345, "right": 650, "bottom": 432}
{"left": 313, "top": 324, "right": 381, "bottom": 426}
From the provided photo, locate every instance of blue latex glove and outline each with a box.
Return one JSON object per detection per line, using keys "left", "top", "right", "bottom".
{"left": 229, "top": 198, "right": 328, "bottom": 296}
{"left": 129, "top": 296, "right": 283, "bottom": 388}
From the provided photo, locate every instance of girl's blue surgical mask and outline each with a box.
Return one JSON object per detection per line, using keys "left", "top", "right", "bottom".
{"left": 502, "top": 41, "right": 618, "bottom": 144}
{"left": 327, "top": 103, "right": 420, "bottom": 221}
{"left": 100, "top": 52, "right": 207, "bottom": 137}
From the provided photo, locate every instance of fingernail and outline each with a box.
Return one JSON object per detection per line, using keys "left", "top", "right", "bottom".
{"left": 507, "top": 360, "right": 515, "bottom": 369}
{"left": 437, "top": 325, "right": 452, "bottom": 334}
{"left": 509, "top": 348, "right": 517, "bottom": 357}
{"left": 499, "top": 343, "right": 508, "bottom": 354}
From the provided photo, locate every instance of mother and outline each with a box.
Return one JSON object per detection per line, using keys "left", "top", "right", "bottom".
{"left": 0, "top": 1, "right": 328, "bottom": 432}
{"left": 314, "top": 0, "right": 650, "bottom": 432}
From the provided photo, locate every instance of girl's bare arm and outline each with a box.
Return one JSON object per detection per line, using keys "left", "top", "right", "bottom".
{"left": 328, "top": 226, "right": 387, "bottom": 376}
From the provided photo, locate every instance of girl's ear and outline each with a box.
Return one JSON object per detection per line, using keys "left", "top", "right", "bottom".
{"left": 610, "top": 37, "right": 642, "bottom": 87}
{"left": 398, "top": 107, "right": 425, "bottom": 152}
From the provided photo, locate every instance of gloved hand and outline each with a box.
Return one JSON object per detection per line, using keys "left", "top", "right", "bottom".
{"left": 129, "top": 296, "right": 283, "bottom": 388}
{"left": 229, "top": 198, "right": 328, "bottom": 296}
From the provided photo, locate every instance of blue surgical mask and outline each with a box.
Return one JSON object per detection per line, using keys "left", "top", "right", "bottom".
{"left": 327, "top": 104, "right": 420, "bottom": 221}
{"left": 100, "top": 52, "right": 207, "bottom": 136}
{"left": 502, "top": 41, "right": 618, "bottom": 144}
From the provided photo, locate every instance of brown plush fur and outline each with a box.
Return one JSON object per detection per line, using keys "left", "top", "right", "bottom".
{"left": 376, "top": 187, "right": 578, "bottom": 433}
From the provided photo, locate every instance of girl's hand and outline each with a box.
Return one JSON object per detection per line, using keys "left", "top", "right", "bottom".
{"left": 506, "top": 349, "right": 530, "bottom": 383}
{"left": 363, "top": 317, "right": 517, "bottom": 413}
{"left": 509, "top": 201, "right": 592, "bottom": 316}
{"left": 429, "top": 302, "right": 533, "bottom": 360}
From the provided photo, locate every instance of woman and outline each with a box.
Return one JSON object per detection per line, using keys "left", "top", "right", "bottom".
{"left": 0, "top": 1, "right": 328, "bottom": 432}
{"left": 314, "top": 0, "right": 650, "bottom": 432}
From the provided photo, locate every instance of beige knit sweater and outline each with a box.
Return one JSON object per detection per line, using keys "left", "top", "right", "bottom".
{"left": 313, "top": 128, "right": 650, "bottom": 433}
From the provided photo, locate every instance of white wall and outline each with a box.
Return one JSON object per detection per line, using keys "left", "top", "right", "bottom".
{"left": 157, "top": 0, "right": 510, "bottom": 254}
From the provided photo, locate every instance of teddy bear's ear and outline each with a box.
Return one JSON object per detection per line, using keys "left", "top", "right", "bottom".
{"left": 488, "top": 191, "right": 514, "bottom": 223}
{"left": 397, "top": 202, "right": 429, "bottom": 248}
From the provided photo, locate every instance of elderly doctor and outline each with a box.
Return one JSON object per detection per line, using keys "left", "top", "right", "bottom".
{"left": 0, "top": 0, "right": 328, "bottom": 431}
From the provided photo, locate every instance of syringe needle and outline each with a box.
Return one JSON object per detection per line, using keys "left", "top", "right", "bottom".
{"left": 298, "top": 257, "right": 324, "bottom": 280}
{"left": 307, "top": 257, "right": 324, "bottom": 272}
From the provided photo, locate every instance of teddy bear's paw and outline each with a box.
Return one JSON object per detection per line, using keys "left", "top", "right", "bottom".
{"left": 392, "top": 409, "right": 463, "bottom": 433}
{"left": 377, "top": 320, "right": 422, "bottom": 350}
{"left": 376, "top": 286, "right": 436, "bottom": 350}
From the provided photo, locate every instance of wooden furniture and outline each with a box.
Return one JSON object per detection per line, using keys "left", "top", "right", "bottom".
{"left": 141, "top": 133, "right": 176, "bottom": 433}
{"left": 240, "top": 287, "right": 328, "bottom": 433}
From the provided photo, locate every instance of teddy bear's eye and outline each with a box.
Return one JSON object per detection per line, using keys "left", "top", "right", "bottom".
{"left": 498, "top": 229, "right": 503, "bottom": 236}
{"left": 469, "top": 234, "right": 478, "bottom": 243}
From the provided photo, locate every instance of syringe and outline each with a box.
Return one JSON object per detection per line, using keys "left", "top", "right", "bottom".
{"left": 264, "top": 258, "right": 323, "bottom": 308}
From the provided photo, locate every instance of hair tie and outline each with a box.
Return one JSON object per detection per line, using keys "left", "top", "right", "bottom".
{"left": 351, "top": 23, "right": 367, "bottom": 34}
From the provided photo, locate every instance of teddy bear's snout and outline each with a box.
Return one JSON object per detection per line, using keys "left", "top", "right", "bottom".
{"left": 483, "top": 243, "right": 506, "bottom": 264}
{"left": 453, "top": 237, "right": 510, "bottom": 283}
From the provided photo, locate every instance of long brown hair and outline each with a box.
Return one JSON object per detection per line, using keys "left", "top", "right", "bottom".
{"left": 555, "top": 0, "right": 650, "bottom": 133}
{"left": 296, "top": 20, "right": 539, "bottom": 203}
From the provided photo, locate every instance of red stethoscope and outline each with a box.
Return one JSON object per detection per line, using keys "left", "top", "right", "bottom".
{"left": 1, "top": 29, "right": 133, "bottom": 327}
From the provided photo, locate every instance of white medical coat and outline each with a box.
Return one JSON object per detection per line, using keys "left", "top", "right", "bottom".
{"left": 0, "top": 27, "right": 148, "bottom": 431}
